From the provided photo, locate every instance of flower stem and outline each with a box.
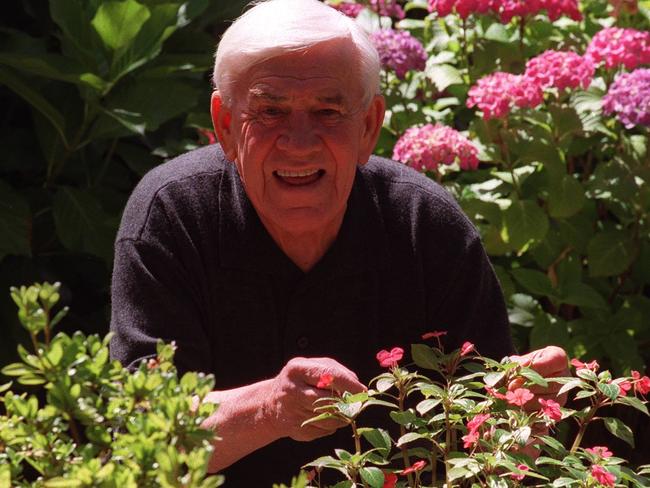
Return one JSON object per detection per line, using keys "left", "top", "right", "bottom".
{"left": 570, "top": 404, "right": 600, "bottom": 453}
{"left": 398, "top": 382, "right": 415, "bottom": 487}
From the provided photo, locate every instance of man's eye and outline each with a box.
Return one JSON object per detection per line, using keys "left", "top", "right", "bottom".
{"left": 261, "top": 107, "right": 285, "bottom": 118}
{"left": 316, "top": 109, "right": 341, "bottom": 118}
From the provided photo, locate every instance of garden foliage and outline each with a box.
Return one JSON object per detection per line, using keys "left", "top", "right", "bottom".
{"left": 0, "top": 282, "right": 221, "bottom": 487}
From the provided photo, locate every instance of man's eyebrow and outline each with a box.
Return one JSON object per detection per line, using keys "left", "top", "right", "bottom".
{"left": 317, "top": 94, "right": 345, "bottom": 105}
{"left": 248, "top": 88, "right": 287, "bottom": 102}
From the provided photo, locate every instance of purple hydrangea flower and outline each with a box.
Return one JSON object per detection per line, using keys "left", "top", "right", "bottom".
{"left": 602, "top": 68, "right": 650, "bottom": 128}
{"left": 370, "top": 29, "right": 427, "bottom": 79}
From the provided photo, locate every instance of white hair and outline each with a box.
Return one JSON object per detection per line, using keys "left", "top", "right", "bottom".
{"left": 213, "top": 0, "right": 380, "bottom": 107}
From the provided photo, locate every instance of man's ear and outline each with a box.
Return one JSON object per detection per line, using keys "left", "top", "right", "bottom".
{"left": 358, "top": 94, "right": 386, "bottom": 166}
{"left": 210, "top": 91, "right": 236, "bottom": 161}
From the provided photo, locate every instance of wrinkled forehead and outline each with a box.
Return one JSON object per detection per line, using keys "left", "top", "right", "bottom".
{"left": 233, "top": 40, "right": 365, "bottom": 106}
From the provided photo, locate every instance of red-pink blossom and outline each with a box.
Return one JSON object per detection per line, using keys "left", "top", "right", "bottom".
{"left": 422, "top": 330, "right": 448, "bottom": 339}
{"left": 612, "top": 378, "right": 632, "bottom": 396}
{"left": 369, "top": 0, "right": 406, "bottom": 18}
{"left": 197, "top": 128, "right": 217, "bottom": 145}
{"left": 428, "top": 0, "right": 496, "bottom": 19}
{"left": 632, "top": 370, "right": 650, "bottom": 395}
{"left": 570, "top": 358, "right": 600, "bottom": 372}
{"left": 539, "top": 398, "right": 562, "bottom": 421}
{"left": 376, "top": 347, "right": 404, "bottom": 368}
{"left": 485, "top": 386, "right": 508, "bottom": 400}
{"left": 510, "top": 464, "right": 530, "bottom": 481}
{"left": 370, "top": 29, "right": 426, "bottom": 79}
{"left": 585, "top": 27, "right": 650, "bottom": 70}
{"left": 467, "top": 413, "right": 491, "bottom": 432}
{"left": 506, "top": 388, "right": 534, "bottom": 407}
{"left": 460, "top": 341, "right": 475, "bottom": 356}
{"left": 401, "top": 460, "right": 426, "bottom": 475}
{"left": 392, "top": 123, "right": 479, "bottom": 171}
{"left": 382, "top": 472, "right": 398, "bottom": 488}
{"left": 585, "top": 446, "right": 614, "bottom": 458}
{"left": 467, "top": 72, "right": 543, "bottom": 119}
{"left": 543, "top": 0, "right": 582, "bottom": 20}
{"left": 524, "top": 50, "right": 594, "bottom": 91}
{"left": 462, "top": 430, "right": 480, "bottom": 448}
{"left": 316, "top": 373, "right": 334, "bottom": 389}
{"left": 591, "top": 465, "right": 616, "bottom": 487}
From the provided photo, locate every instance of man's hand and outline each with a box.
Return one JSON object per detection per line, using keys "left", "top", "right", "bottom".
{"left": 509, "top": 345, "right": 571, "bottom": 410}
{"left": 265, "top": 357, "right": 367, "bottom": 441}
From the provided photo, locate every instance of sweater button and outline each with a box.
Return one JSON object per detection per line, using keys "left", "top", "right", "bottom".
{"left": 297, "top": 336, "right": 309, "bottom": 349}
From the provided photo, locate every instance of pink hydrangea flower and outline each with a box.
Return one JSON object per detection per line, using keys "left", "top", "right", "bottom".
{"left": 370, "top": 29, "right": 426, "bottom": 79}
{"left": 510, "top": 464, "right": 530, "bottom": 481}
{"left": 467, "top": 72, "right": 543, "bottom": 119}
{"left": 602, "top": 68, "right": 650, "bottom": 129}
{"left": 591, "top": 465, "right": 616, "bottom": 487}
{"left": 539, "top": 398, "right": 562, "bottom": 421}
{"left": 376, "top": 347, "right": 404, "bottom": 368}
{"left": 585, "top": 446, "right": 614, "bottom": 458}
{"left": 506, "top": 387, "right": 534, "bottom": 406}
{"left": 370, "top": 0, "right": 406, "bottom": 18}
{"left": 392, "top": 123, "right": 479, "bottom": 172}
{"left": 427, "top": 0, "right": 496, "bottom": 18}
{"left": 585, "top": 27, "right": 650, "bottom": 70}
{"left": 543, "top": 0, "right": 582, "bottom": 20}
{"left": 524, "top": 50, "right": 594, "bottom": 91}
{"left": 331, "top": 1, "right": 365, "bottom": 17}
{"left": 496, "top": 0, "right": 543, "bottom": 22}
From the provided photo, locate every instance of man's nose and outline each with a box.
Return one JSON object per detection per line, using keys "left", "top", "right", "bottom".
{"left": 275, "top": 112, "right": 320, "bottom": 155}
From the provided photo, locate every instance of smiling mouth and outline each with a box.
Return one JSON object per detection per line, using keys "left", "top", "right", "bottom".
{"left": 273, "top": 168, "right": 325, "bottom": 185}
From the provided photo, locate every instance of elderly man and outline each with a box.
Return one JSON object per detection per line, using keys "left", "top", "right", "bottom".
{"left": 110, "top": 0, "right": 568, "bottom": 484}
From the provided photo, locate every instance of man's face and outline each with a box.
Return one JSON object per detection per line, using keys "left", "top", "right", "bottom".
{"left": 213, "top": 40, "right": 384, "bottom": 236}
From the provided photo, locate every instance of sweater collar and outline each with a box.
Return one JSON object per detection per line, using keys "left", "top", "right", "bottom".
{"left": 217, "top": 159, "right": 389, "bottom": 280}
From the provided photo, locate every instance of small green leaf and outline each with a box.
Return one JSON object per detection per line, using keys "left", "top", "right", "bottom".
{"left": 360, "top": 467, "right": 384, "bottom": 488}
{"left": 588, "top": 230, "right": 636, "bottom": 278}
{"left": 2, "top": 363, "right": 33, "bottom": 377}
{"left": 603, "top": 417, "right": 634, "bottom": 447}
{"left": 91, "top": 0, "right": 151, "bottom": 50}
{"left": 411, "top": 344, "right": 439, "bottom": 370}
{"left": 426, "top": 64, "right": 463, "bottom": 92}
{"left": 397, "top": 432, "right": 428, "bottom": 447}
{"left": 520, "top": 368, "right": 548, "bottom": 387}
{"left": 416, "top": 398, "right": 440, "bottom": 415}
{"left": 616, "top": 396, "right": 649, "bottom": 415}
{"left": 359, "top": 427, "right": 392, "bottom": 453}
{"left": 598, "top": 382, "right": 620, "bottom": 401}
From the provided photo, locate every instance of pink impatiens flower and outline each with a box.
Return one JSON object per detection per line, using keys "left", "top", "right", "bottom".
{"left": 485, "top": 386, "right": 508, "bottom": 400}
{"left": 422, "top": 330, "right": 447, "bottom": 339}
{"left": 571, "top": 358, "right": 600, "bottom": 372}
{"left": 401, "top": 460, "right": 426, "bottom": 475}
{"left": 392, "top": 123, "right": 479, "bottom": 172}
{"left": 539, "top": 398, "right": 562, "bottom": 421}
{"left": 510, "top": 464, "right": 530, "bottom": 481}
{"left": 591, "top": 465, "right": 616, "bottom": 487}
{"left": 632, "top": 370, "right": 650, "bottom": 395}
{"left": 586, "top": 446, "right": 614, "bottom": 458}
{"left": 506, "top": 388, "right": 534, "bottom": 407}
{"left": 467, "top": 413, "right": 491, "bottom": 432}
{"left": 316, "top": 373, "right": 334, "bottom": 389}
{"left": 376, "top": 347, "right": 404, "bottom": 368}
{"left": 460, "top": 341, "right": 475, "bottom": 356}
{"left": 382, "top": 472, "right": 398, "bottom": 488}
{"left": 462, "top": 430, "right": 480, "bottom": 448}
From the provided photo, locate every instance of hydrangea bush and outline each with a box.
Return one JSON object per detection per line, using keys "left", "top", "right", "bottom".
{"left": 296, "top": 337, "right": 650, "bottom": 487}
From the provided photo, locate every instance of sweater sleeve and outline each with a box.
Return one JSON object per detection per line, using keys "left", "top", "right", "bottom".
{"left": 109, "top": 237, "right": 212, "bottom": 375}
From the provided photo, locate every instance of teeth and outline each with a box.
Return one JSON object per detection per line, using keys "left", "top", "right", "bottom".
{"left": 275, "top": 168, "right": 320, "bottom": 177}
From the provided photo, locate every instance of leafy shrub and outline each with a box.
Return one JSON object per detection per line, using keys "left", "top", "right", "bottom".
{"left": 0, "top": 282, "right": 221, "bottom": 487}
{"left": 298, "top": 336, "right": 650, "bottom": 487}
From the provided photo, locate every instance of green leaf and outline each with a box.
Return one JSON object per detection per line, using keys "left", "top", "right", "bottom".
{"left": 44, "top": 479, "right": 84, "bottom": 487}
{"left": 1, "top": 362, "right": 33, "bottom": 377}
{"left": 397, "top": 432, "right": 428, "bottom": 446}
{"left": 520, "top": 367, "right": 548, "bottom": 387}
{"left": 484, "top": 23, "right": 510, "bottom": 42}
{"left": 511, "top": 268, "right": 556, "bottom": 296}
{"left": 92, "top": 0, "right": 151, "bottom": 51}
{"left": 502, "top": 200, "right": 549, "bottom": 252}
{"left": 360, "top": 467, "right": 384, "bottom": 488}
{"left": 603, "top": 417, "right": 634, "bottom": 447}
{"left": 411, "top": 344, "right": 439, "bottom": 370}
{"left": 559, "top": 282, "right": 607, "bottom": 310}
{"left": 359, "top": 427, "right": 392, "bottom": 453}
{"left": 53, "top": 187, "right": 116, "bottom": 263}
{"left": 617, "top": 396, "right": 649, "bottom": 415}
{"left": 547, "top": 175, "right": 585, "bottom": 219}
{"left": 587, "top": 230, "right": 636, "bottom": 277}
{"left": 426, "top": 64, "right": 463, "bottom": 92}
{"left": 598, "top": 382, "right": 620, "bottom": 401}
{"left": 0, "top": 180, "right": 31, "bottom": 259}
{"left": 0, "top": 67, "right": 68, "bottom": 146}
{"left": 416, "top": 398, "right": 440, "bottom": 415}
